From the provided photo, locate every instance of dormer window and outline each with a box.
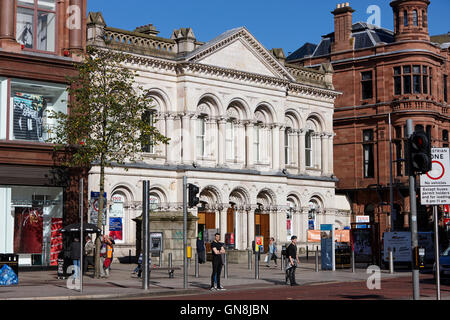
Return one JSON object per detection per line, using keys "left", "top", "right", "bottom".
{"left": 16, "top": 0, "right": 56, "bottom": 53}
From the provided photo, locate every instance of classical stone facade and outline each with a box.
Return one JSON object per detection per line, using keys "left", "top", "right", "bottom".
{"left": 287, "top": 0, "right": 450, "bottom": 239}
{"left": 86, "top": 12, "right": 350, "bottom": 262}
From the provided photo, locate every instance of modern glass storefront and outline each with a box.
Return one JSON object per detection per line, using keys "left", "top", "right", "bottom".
{"left": 0, "top": 185, "right": 64, "bottom": 266}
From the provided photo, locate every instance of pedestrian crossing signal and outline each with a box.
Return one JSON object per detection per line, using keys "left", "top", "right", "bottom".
{"left": 407, "top": 129, "right": 432, "bottom": 175}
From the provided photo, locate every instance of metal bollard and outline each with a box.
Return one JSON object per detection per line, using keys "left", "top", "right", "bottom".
{"left": 389, "top": 249, "right": 394, "bottom": 274}
{"left": 195, "top": 252, "right": 199, "bottom": 278}
{"left": 315, "top": 247, "right": 319, "bottom": 272}
{"left": 255, "top": 251, "right": 260, "bottom": 279}
{"left": 281, "top": 254, "right": 284, "bottom": 271}
{"left": 351, "top": 248, "right": 355, "bottom": 273}
{"left": 306, "top": 246, "right": 309, "bottom": 261}
{"left": 168, "top": 252, "right": 173, "bottom": 279}
{"left": 224, "top": 253, "right": 228, "bottom": 279}
{"left": 248, "top": 250, "right": 252, "bottom": 270}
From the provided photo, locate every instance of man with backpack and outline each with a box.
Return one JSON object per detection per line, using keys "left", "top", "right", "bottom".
{"left": 285, "top": 235, "right": 300, "bottom": 286}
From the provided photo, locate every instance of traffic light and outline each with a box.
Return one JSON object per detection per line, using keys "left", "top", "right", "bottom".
{"left": 187, "top": 183, "right": 200, "bottom": 208}
{"left": 407, "top": 129, "right": 432, "bottom": 175}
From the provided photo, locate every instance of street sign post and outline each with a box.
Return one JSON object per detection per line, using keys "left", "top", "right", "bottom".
{"left": 419, "top": 147, "right": 450, "bottom": 300}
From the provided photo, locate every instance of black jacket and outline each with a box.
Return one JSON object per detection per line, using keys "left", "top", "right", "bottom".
{"left": 71, "top": 241, "right": 81, "bottom": 260}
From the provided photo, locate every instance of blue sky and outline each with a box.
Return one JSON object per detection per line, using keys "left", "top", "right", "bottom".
{"left": 87, "top": 0, "right": 450, "bottom": 55}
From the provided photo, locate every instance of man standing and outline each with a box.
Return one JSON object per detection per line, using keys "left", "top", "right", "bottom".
{"left": 83, "top": 236, "right": 95, "bottom": 273}
{"left": 286, "top": 235, "right": 300, "bottom": 286}
{"left": 70, "top": 237, "right": 81, "bottom": 280}
{"left": 210, "top": 233, "right": 226, "bottom": 291}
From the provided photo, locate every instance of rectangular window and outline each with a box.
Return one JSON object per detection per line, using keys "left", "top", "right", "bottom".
{"left": 16, "top": 0, "right": 56, "bottom": 53}
{"left": 443, "top": 130, "right": 449, "bottom": 148}
{"left": 363, "top": 129, "right": 374, "bottom": 178}
{"left": 413, "top": 65, "right": 421, "bottom": 94}
{"left": 404, "top": 10, "right": 408, "bottom": 26}
{"left": 141, "top": 110, "right": 155, "bottom": 153}
{"left": 305, "top": 130, "right": 313, "bottom": 168}
{"left": 444, "top": 75, "right": 448, "bottom": 103}
{"left": 226, "top": 121, "right": 235, "bottom": 160}
{"left": 361, "top": 71, "right": 373, "bottom": 100}
{"left": 403, "top": 66, "right": 412, "bottom": 94}
{"left": 429, "top": 68, "right": 432, "bottom": 96}
{"left": 284, "top": 129, "right": 291, "bottom": 166}
{"left": 423, "top": 66, "right": 428, "bottom": 94}
{"left": 196, "top": 117, "right": 206, "bottom": 157}
{"left": 413, "top": 10, "right": 418, "bottom": 26}
{"left": 10, "top": 79, "right": 67, "bottom": 143}
{"left": 394, "top": 67, "right": 402, "bottom": 95}
{"left": 253, "top": 125, "right": 260, "bottom": 162}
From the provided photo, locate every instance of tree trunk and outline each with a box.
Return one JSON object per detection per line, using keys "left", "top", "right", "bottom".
{"left": 94, "top": 160, "right": 105, "bottom": 278}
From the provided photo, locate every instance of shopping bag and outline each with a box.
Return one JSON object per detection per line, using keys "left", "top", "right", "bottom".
{"left": 0, "top": 264, "right": 18, "bottom": 286}
{"left": 264, "top": 255, "right": 269, "bottom": 263}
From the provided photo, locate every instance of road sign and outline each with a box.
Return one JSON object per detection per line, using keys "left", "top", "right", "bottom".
{"left": 420, "top": 148, "right": 450, "bottom": 205}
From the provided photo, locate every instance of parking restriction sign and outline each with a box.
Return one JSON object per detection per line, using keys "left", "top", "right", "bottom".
{"left": 420, "top": 148, "right": 450, "bottom": 205}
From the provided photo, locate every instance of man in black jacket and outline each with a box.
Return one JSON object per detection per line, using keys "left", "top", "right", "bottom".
{"left": 210, "top": 233, "right": 226, "bottom": 291}
{"left": 285, "top": 235, "right": 300, "bottom": 286}
{"left": 70, "top": 237, "right": 81, "bottom": 280}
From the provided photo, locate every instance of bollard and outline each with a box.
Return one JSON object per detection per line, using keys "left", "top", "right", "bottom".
{"left": 389, "top": 249, "right": 394, "bottom": 274}
{"left": 195, "top": 252, "right": 199, "bottom": 278}
{"left": 168, "top": 253, "right": 173, "bottom": 278}
{"left": 315, "top": 246, "right": 319, "bottom": 272}
{"left": 224, "top": 253, "right": 228, "bottom": 279}
{"left": 351, "top": 248, "right": 355, "bottom": 273}
{"left": 248, "top": 250, "right": 252, "bottom": 270}
{"left": 129, "top": 250, "right": 132, "bottom": 264}
{"left": 255, "top": 251, "right": 259, "bottom": 279}
{"left": 306, "top": 246, "right": 309, "bottom": 261}
{"left": 281, "top": 254, "right": 284, "bottom": 271}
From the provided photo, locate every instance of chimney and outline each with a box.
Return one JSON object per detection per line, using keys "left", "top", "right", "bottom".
{"left": 331, "top": 2, "right": 355, "bottom": 52}
{"left": 134, "top": 24, "right": 160, "bottom": 36}
{"left": 171, "top": 28, "right": 197, "bottom": 55}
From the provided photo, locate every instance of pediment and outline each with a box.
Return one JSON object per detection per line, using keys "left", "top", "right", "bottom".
{"left": 185, "top": 27, "right": 294, "bottom": 81}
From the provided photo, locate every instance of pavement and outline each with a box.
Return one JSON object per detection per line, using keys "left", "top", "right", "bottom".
{"left": 0, "top": 255, "right": 418, "bottom": 300}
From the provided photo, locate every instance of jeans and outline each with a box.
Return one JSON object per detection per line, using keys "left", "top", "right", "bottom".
{"left": 211, "top": 258, "right": 223, "bottom": 288}
{"left": 72, "top": 260, "right": 80, "bottom": 279}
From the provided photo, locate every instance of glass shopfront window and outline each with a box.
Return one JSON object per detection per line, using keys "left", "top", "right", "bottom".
{"left": 10, "top": 79, "right": 67, "bottom": 143}
{"left": 0, "top": 185, "right": 63, "bottom": 266}
{"left": 0, "top": 78, "right": 7, "bottom": 139}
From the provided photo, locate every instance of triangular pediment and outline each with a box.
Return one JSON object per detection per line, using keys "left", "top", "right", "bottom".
{"left": 185, "top": 27, "right": 295, "bottom": 81}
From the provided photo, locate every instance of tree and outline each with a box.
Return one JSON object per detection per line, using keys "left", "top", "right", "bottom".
{"left": 49, "top": 46, "right": 169, "bottom": 278}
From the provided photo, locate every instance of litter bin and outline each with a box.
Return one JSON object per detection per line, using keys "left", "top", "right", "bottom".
{"left": 0, "top": 254, "right": 19, "bottom": 286}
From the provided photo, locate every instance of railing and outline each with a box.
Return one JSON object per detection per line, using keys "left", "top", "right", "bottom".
{"left": 104, "top": 28, "right": 177, "bottom": 54}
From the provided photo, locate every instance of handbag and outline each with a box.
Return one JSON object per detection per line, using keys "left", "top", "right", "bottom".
{"left": 264, "top": 255, "right": 269, "bottom": 263}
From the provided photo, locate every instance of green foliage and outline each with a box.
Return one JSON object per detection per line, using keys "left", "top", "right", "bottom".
{"left": 48, "top": 46, "right": 169, "bottom": 168}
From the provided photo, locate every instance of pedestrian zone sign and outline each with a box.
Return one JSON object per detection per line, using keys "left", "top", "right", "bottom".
{"left": 420, "top": 148, "right": 450, "bottom": 205}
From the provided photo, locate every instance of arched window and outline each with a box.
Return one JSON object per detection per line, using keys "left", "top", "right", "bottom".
{"left": 286, "top": 199, "right": 295, "bottom": 240}
{"left": 254, "top": 122, "right": 262, "bottom": 163}
{"left": 308, "top": 199, "right": 320, "bottom": 230}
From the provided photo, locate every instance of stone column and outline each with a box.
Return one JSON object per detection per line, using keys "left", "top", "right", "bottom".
{"left": 234, "top": 208, "right": 240, "bottom": 250}
{"left": 69, "top": 0, "right": 83, "bottom": 52}
{"left": 165, "top": 113, "right": 175, "bottom": 164}
{"left": 182, "top": 113, "right": 192, "bottom": 164}
{"left": 298, "top": 130, "right": 306, "bottom": 174}
{"left": 217, "top": 118, "right": 226, "bottom": 167}
{"left": 300, "top": 207, "right": 309, "bottom": 244}
{"left": 321, "top": 133, "right": 329, "bottom": 176}
{"left": 219, "top": 204, "right": 228, "bottom": 240}
{"left": 245, "top": 121, "right": 254, "bottom": 168}
{"left": 247, "top": 205, "right": 256, "bottom": 250}
{"left": 190, "top": 114, "right": 198, "bottom": 161}
{"left": 272, "top": 124, "right": 280, "bottom": 171}
{"left": 279, "top": 126, "right": 286, "bottom": 170}
{"left": 0, "top": 0, "right": 21, "bottom": 51}
{"left": 242, "top": 209, "right": 248, "bottom": 250}
{"left": 328, "top": 133, "right": 334, "bottom": 176}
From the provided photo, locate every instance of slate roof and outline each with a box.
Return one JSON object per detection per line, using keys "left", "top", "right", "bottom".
{"left": 286, "top": 22, "right": 395, "bottom": 62}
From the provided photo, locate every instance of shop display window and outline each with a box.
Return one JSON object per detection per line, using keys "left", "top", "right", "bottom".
{"left": 0, "top": 186, "right": 63, "bottom": 266}
{"left": 0, "top": 78, "right": 7, "bottom": 139}
{"left": 10, "top": 79, "right": 67, "bottom": 143}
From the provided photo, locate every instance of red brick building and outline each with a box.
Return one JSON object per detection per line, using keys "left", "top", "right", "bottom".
{"left": 0, "top": 0, "right": 88, "bottom": 266}
{"left": 287, "top": 0, "right": 450, "bottom": 238}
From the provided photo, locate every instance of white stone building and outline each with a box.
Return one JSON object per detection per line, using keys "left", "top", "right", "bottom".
{"left": 86, "top": 12, "right": 350, "bottom": 260}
